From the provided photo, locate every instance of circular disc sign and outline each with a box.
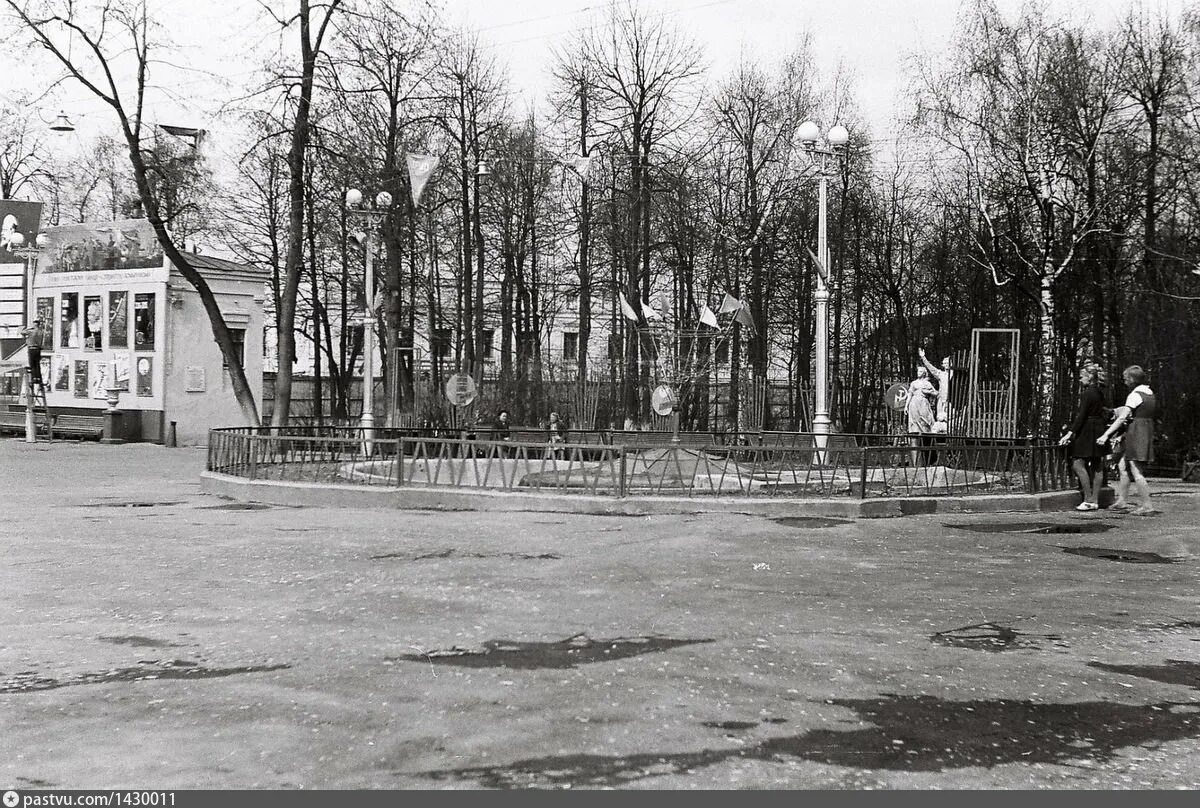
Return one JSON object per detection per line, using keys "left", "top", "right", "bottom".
{"left": 651, "top": 384, "right": 678, "bottom": 416}
{"left": 445, "top": 373, "right": 477, "bottom": 407}
{"left": 885, "top": 382, "right": 909, "bottom": 412}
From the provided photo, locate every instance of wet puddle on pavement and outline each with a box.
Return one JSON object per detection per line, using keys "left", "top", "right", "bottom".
{"left": 0, "top": 659, "right": 290, "bottom": 693}
{"left": 199, "top": 503, "right": 277, "bottom": 511}
{"left": 372, "top": 549, "right": 562, "bottom": 561}
{"left": 1088, "top": 660, "right": 1200, "bottom": 689}
{"left": 947, "top": 522, "right": 1114, "bottom": 535}
{"left": 389, "top": 634, "right": 712, "bottom": 670}
{"left": 98, "top": 635, "right": 187, "bottom": 648}
{"left": 82, "top": 501, "right": 186, "bottom": 509}
{"left": 702, "top": 718, "right": 788, "bottom": 731}
{"left": 418, "top": 696, "right": 1200, "bottom": 787}
{"left": 930, "top": 621, "right": 1067, "bottom": 652}
{"left": 1060, "top": 547, "right": 1181, "bottom": 564}
{"left": 771, "top": 517, "right": 852, "bottom": 529}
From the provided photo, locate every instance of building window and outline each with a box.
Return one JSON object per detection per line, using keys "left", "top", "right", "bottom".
{"left": 433, "top": 328, "right": 452, "bottom": 359}
{"left": 481, "top": 328, "right": 494, "bottom": 359}
{"left": 562, "top": 331, "right": 578, "bottom": 362}
{"left": 565, "top": 292, "right": 578, "bottom": 311}
{"left": 223, "top": 328, "right": 246, "bottom": 370}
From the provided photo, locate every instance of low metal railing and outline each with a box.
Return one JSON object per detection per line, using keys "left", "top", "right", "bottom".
{"left": 207, "top": 427, "right": 1071, "bottom": 499}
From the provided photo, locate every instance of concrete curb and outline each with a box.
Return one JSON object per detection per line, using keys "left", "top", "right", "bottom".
{"left": 200, "top": 471, "right": 1084, "bottom": 518}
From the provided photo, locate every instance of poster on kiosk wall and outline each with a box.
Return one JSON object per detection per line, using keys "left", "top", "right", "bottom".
{"left": 0, "top": 199, "right": 45, "bottom": 339}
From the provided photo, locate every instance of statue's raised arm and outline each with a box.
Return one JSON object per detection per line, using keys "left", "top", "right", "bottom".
{"left": 918, "top": 347, "right": 953, "bottom": 428}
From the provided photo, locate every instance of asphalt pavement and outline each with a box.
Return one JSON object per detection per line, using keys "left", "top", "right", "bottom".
{"left": 2, "top": 439, "right": 1199, "bottom": 790}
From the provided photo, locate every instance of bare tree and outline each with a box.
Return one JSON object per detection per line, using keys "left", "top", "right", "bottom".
{"left": 0, "top": 100, "right": 50, "bottom": 199}
{"left": 4, "top": 0, "right": 261, "bottom": 425}
{"left": 575, "top": 0, "right": 703, "bottom": 419}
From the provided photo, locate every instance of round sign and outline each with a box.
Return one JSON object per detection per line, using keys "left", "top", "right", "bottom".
{"left": 885, "top": 382, "right": 910, "bottom": 412}
{"left": 444, "top": 373, "right": 477, "bottom": 407}
{"left": 651, "top": 384, "right": 677, "bottom": 416}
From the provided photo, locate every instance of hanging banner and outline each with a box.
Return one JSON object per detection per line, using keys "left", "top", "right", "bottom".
{"left": 698, "top": 303, "right": 719, "bottom": 328}
{"left": 406, "top": 153, "right": 440, "bottom": 207}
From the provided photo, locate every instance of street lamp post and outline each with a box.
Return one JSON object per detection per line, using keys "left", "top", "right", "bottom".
{"left": 9, "top": 230, "right": 49, "bottom": 443}
{"left": 796, "top": 121, "right": 849, "bottom": 453}
{"left": 345, "top": 188, "right": 394, "bottom": 456}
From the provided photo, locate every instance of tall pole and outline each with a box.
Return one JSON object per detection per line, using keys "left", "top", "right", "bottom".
{"left": 361, "top": 227, "right": 376, "bottom": 455}
{"left": 812, "top": 173, "right": 831, "bottom": 449}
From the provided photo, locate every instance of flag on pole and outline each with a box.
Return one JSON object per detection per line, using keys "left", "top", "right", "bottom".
{"left": 641, "top": 300, "right": 662, "bottom": 321}
{"left": 617, "top": 292, "right": 639, "bottom": 322}
{"left": 734, "top": 303, "right": 756, "bottom": 334}
{"left": 406, "top": 153, "right": 440, "bottom": 206}
{"left": 718, "top": 291, "right": 742, "bottom": 314}
{"left": 806, "top": 246, "right": 829, "bottom": 282}
{"left": 698, "top": 303, "right": 719, "bottom": 328}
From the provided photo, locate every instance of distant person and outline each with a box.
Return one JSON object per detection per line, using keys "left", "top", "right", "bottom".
{"left": 493, "top": 410, "right": 512, "bottom": 441}
{"left": 547, "top": 411, "right": 566, "bottom": 444}
{"left": 1097, "top": 365, "right": 1158, "bottom": 516}
{"left": 19, "top": 318, "right": 46, "bottom": 390}
{"left": 1059, "top": 361, "right": 1109, "bottom": 511}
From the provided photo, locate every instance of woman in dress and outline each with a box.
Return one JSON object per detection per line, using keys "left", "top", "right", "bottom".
{"left": 1058, "top": 361, "right": 1109, "bottom": 511}
{"left": 1097, "top": 365, "right": 1158, "bottom": 515}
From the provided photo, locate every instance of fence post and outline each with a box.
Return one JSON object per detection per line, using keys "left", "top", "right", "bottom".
{"left": 859, "top": 448, "right": 869, "bottom": 500}
{"left": 1026, "top": 445, "right": 1037, "bottom": 494}
{"left": 618, "top": 448, "right": 627, "bottom": 498}
{"left": 248, "top": 435, "right": 258, "bottom": 481}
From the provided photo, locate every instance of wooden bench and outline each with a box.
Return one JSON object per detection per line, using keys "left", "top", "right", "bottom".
{"left": 607, "top": 430, "right": 718, "bottom": 450}
{"left": 51, "top": 413, "right": 106, "bottom": 440}
{"left": 0, "top": 409, "right": 27, "bottom": 434}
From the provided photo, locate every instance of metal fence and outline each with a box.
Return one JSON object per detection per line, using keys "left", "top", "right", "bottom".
{"left": 208, "top": 427, "right": 1072, "bottom": 499}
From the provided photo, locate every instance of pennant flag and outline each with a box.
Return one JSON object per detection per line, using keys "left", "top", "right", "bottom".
{"left": 806, "top": 246, "right": 829, "bottom": 282}
{"left": 567, "top": 155, "right": 593, "bottom": 183}
{"left": 641, "top": 300, "right": 662, "bottom": 321}
{"left": 617, "top": 292, "right": 639, "bottom": 322}
{"left": 718, "top": 291, "right": 742, "bottom": 314}
{"left": 734, "top": 303, "right": 756, "bottom": 333}
{"left": 406, "top": 153, "right": 440, "bottom": 206}
{"left": 698, "top": 303, "right": 719, "bottom": 328}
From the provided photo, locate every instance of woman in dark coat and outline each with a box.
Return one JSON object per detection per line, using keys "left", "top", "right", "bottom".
{"left": 1058, "top": 362, "right": 1109, "bottom": 511}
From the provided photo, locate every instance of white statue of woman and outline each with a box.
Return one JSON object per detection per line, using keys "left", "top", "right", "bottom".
{"left": 918, "top": 348, "right": 952, "bottom": 431}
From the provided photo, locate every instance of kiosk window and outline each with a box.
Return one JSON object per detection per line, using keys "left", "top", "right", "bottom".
{"left": 133, "top": 293, "right": 156, "bottom": 350}
{"left": 60, "top": 293, "right": 80, "bottom": 349}
{"left": 84, "top": 295, "right": 103, "bottom": 350}
{"left": 108, "top": 291, "right": 128, "bottom": 348}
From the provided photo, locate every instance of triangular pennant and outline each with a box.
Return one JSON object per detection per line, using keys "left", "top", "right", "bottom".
{"left": 641, "top": 300, "right": 662, "bottom": 321}
{"left": 698, "top": 303, "right": 719, "bottom": 328}
{"left": 618, "top": 292, "right": 639, "bottom": 322}
{"left": 406, "top": 153, "right": 440, "bottom": 206}
{"left": 806, "top": 246, "right": 829, "bottom": 282}
{"left": 734, "top": 304, "right": 756, "bottom": 334}
{"left": 719, "top": 291, "right": 742, "bottom": 314}
{"left": 567, "top": 155, "right": 593, "bottom": 182}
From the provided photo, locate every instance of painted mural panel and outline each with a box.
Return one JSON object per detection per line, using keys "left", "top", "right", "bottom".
{"left": 41, "top": 218, "right": 163, "bottom": 274}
